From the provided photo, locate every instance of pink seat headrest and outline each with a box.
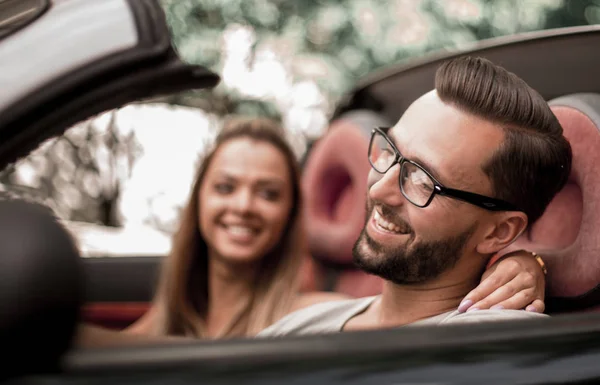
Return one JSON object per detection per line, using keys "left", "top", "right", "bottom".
{"left": 302, "top": 110, "right": 390, "bottom": 265}
{"left": 512, "top": 93, "right": 600, "bottom": 309}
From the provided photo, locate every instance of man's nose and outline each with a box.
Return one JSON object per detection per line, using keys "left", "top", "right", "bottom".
{"left": 368, "top": 164, "right": 407, "bottom": 207}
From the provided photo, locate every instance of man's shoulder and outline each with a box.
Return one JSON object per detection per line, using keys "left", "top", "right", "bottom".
{"left": 436, "top": 309, "right": 549, "bottom": 325}
{"left": 257, "top": 296, "right": 377, "bottom": 338}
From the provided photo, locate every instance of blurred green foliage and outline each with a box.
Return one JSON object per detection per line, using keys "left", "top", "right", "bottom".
{"left": 161, "top": 0, "right": 600, "bottom": 117}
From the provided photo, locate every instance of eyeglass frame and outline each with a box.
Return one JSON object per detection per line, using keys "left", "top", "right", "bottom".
{"left": 368, "top": 127, "right": 521, "bottom": 212}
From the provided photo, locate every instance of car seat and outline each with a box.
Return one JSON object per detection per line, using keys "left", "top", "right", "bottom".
{"left": 301, "top": 110, "right": 390, "bottom": 297}
{"left": 0, "top": 198, "right": 82, "bottom": 378}
{"left": 511, "top": 93, "right": 600, "bottom": 313}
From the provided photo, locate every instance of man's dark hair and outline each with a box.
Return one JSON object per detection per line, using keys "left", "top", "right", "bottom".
{"left": 435, "top": 56, "right": 572, "bottom": 224}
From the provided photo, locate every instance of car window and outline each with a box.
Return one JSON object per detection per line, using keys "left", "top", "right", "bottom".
{"left": 0, "top": 93, "right": 309, "bottom": 257}
{"left": 0, "top": 98, "right": 213, "bottom": 255}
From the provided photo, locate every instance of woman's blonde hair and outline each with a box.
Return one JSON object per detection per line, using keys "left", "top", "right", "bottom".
{"left": 152, "top": 117, "right": 304, "bottom": 338}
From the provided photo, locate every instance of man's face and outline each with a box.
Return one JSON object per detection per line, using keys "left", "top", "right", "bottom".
{"left": 353, "top": 90, "right": 505, "bottom": 284}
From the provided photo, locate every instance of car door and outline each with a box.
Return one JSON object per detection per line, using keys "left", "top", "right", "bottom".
{"left": 0, "top": 0, "right": 219, "bottom": 330}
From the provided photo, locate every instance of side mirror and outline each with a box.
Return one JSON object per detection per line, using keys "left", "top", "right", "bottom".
{"left": 0, "top": 199, "right": 82, "bottom": 379}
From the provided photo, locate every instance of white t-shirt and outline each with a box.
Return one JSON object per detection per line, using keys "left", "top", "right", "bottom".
{"left": 257, "top": 296, "right": 548, "bottom": 337}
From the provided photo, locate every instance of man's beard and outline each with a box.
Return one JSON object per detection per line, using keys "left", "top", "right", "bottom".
{"left": 352, "top": 204, "right": 476, "bottom": 285}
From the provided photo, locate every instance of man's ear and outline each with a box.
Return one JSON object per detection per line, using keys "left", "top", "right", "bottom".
{"left": 476, "top": 212, "right": 528, "bottom": 255}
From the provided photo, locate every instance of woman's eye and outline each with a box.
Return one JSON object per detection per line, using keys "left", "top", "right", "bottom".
{"left": 259, "top": 189, "right": 280, "bottom": 201}
{"left": 214, "top": 183, "right": 234, "bottom": 194}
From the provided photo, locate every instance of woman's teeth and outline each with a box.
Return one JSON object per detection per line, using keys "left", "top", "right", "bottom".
{"left": 226, "top": 225, "right": 255, "bottom": 237}
{"left": 373, "top": 210, "right": 404, "bottom": 234}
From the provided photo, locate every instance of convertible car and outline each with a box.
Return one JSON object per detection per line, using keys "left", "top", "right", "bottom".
{"left": 3, "top": 0, "right": 600, "bottom": 384}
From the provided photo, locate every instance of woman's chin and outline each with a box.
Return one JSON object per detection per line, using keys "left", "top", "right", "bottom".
{"left": 215, "top": 246, "right": 264, "bottom": 265}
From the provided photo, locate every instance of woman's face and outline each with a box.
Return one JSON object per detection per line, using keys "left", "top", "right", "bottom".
{"left": 198, "top": 138, "right": 294, "bottom": 265}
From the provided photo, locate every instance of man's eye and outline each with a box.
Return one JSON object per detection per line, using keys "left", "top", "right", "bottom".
{"left": 373, "top": 148, "right": 394, "bottom": 166}
{"left": 377, "top": 148, "right": 394, "bottom": 159}
{"left": 410, "top": 172, "right": 433, "bottom": 190}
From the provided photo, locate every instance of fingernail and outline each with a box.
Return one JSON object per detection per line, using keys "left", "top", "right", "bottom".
{"left": 466, "top": 307, "right": 480, "bottom": 313}
{"left": 490, "top": 305, "right": 504, "bottom": 310}
{"left": 526, "top": 305, "right": 537, "bottom": 312}
{"left": 458, "top": 299, "right": 473, "bottom": 313}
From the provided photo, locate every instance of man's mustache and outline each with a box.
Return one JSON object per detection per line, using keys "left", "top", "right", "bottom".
{"left": 365, "top": 200, "right": 412, "bottom": 233}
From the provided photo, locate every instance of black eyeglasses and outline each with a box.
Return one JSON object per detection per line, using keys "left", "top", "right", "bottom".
{"left": 368, "top": 127, "right": 520, "bottom": 212}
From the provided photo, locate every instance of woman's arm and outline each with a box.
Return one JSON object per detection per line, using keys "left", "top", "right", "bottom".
{"left": 74, "top": 324, "right": 189, "bottom": 349}
{"left": 75, "top": 306, "right": 185, "bottom": 348}
{"left": 458, "top": 250, "right": 546, "bottom": 313}
{"left": 124, "top": 305, "right": 158, "bottom": 335}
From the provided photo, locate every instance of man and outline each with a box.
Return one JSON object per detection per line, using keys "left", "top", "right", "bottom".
{"left": 258, "top": 56, "right": 572, "bottom": 337}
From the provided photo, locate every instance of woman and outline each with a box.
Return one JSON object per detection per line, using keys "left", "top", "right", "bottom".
{"left": 79, "top": 117, "right": 546, "bottom": 344}
{"left": 126, "top": 117, "right": 346, "bottom": 339}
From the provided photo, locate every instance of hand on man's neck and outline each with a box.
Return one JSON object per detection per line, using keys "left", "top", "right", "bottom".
{"left": 345, "top": 254, "right": 485, "bottom": 331}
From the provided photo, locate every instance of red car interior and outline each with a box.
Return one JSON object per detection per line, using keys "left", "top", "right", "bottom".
{"left": 301, "top": 110, "right": 390, "bottom": 297}
{"left": 515, "top": 93, "right": 600, "bottom": 312}
{"left": 82, "top": 302, "right": 150, "bottom": 330}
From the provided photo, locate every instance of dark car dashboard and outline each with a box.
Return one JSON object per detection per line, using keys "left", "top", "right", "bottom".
{"left": 12, "top": 312, "right": 600, "bottom": 385}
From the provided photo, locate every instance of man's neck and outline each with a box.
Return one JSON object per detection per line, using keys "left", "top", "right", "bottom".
{"left": 376, "top": 275, "right": 479, "bottom": 327}
{"left": 344, "top": 250, "right": 489, "bottom": 332}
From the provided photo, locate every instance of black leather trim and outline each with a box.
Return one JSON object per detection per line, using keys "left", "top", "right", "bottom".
{"left": 126, "top": 0, "right": 171, "bottom": 49}
{"left": 82, "top": 256, "right": 161, "bottom": 302}
{"left": 547, "top": 286, "right": 600, "bottom": 314}
{"left": 0, "top": 0, "right": 49, "bottom": 41}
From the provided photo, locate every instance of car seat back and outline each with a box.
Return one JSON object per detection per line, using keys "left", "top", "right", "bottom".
{"left": 301, "top": 110, "right": 389, "bottom": 296}
{"left": 0, "top": 198, "right": 82, "bottom": 378}
{"left": 512, "top": 93, "right": 600, "bottom": 312}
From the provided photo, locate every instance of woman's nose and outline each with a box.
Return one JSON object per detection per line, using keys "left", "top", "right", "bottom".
{"left": 232, "top": 189, "right": 254, "bottom": 213}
